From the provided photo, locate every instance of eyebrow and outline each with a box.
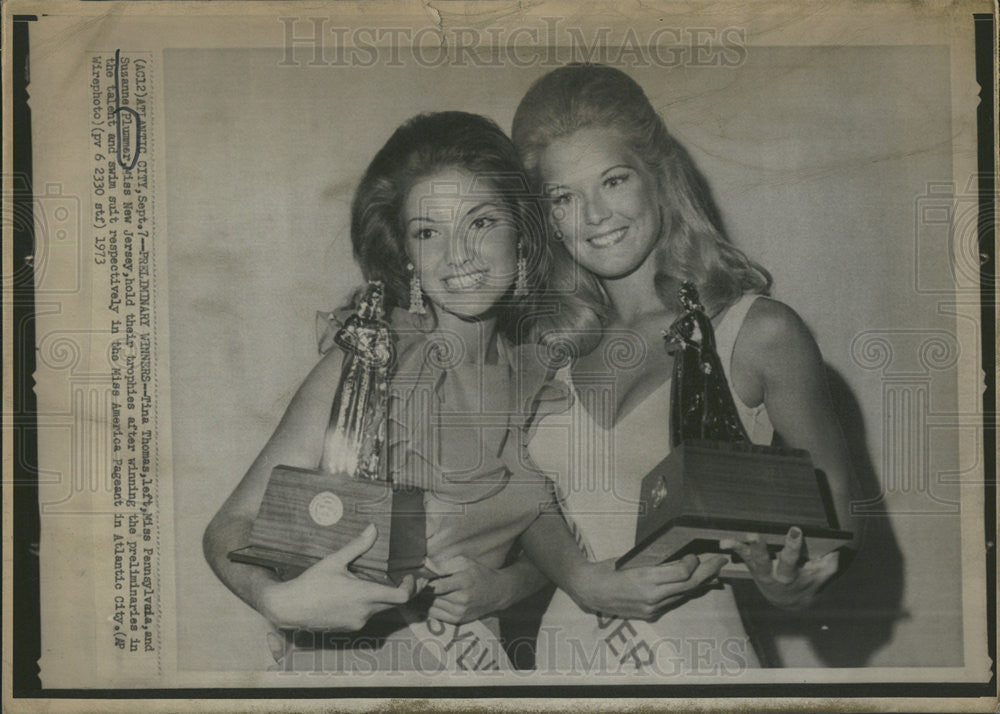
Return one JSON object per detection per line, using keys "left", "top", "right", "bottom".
{"left": 463, "top": 201, "right": 502, "bottom": 216}
{"left": 602, "top": 164, "right": 633, "bottom": 176}
{"left": 406, "top": 215, "right": 443, "bottom": 226}
{"left": 405, "top": 201, "right": 500, "bottom": 226}
{"left": 543, "top": 165, "right": 634, "bottom": 195}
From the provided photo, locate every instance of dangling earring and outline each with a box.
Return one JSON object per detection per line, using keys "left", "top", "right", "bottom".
{"left": 514, "top": 240, "right": 528, "bottom": 298}
{"left": 407, "top": 262, "right": 425, "bottom": 314}
{"left": 552, "top": 228, "right": 563, "bottom": 242}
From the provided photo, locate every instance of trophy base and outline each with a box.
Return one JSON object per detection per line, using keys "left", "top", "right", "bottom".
{"left": 617, "top": 441, "right": 852, "bottom": 580}
{"left": 227, "top": 465, "right": 427, "bottom": 585}
{"left": 616, "top": 517, "right": 853, "bottom": 580}
{"left": 228, "top": 544, "right": 435, "bottom": 586}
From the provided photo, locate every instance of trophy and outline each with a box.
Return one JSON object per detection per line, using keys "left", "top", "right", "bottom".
{"left": 616, "top": 284, "right": 852, "bottom": 579}
{"left": 228, "top": 282, "right": 427, "bottom": 585}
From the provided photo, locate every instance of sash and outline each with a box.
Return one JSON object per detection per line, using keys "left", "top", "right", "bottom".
{"left": 400, "top": 606, "right": 512, "bottom": 672}
{"left": 554, "top": 488, "right": 671, "bottom": 672}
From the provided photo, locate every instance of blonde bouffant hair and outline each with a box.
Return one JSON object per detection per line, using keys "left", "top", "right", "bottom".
{"left": 511, "top": 64, "right": 771, "bottom": 355}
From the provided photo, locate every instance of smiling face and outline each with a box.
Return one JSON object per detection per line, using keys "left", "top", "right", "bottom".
{"left": 403, "top": 167, "right": 519, "bottom": 320}
{"left": 539, "top": 127, "right": 663, "bottom": 279}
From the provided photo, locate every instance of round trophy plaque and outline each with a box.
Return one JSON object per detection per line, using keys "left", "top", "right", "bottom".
{"left": 308, "top": 491, "right": 344, "bottom": 527}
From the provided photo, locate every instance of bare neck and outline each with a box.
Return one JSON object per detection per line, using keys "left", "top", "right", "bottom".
{"left": 600, "top": 256, "right": 675, "bottom": 327}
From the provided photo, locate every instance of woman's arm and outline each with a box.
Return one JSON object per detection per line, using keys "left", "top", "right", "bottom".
{"left": 426, "top": 512, "right": 725, "bottom": 624}
{"left": 732, "top": 298, "right": 858, "bottom": 542}
{"left": 426, "top": 552, "right": 550, "bottom": 624}
{"left": 519, "top": 511, "right": 727, "bottom": 621}
{"left": 202, "top": 349, "right": 416, "bottom": 631}
{"left": 724, "top": 298, "right": 860, "bottom": 609}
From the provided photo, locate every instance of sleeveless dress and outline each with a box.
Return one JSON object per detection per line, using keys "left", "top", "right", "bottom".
{"left": 527, "top": 294, "right": 771, "bottom": 676}
{"left": 269, "top": 308, "right": 555, "bottom": 673}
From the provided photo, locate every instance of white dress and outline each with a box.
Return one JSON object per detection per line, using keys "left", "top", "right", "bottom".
{"left": 527, "top": 294, "right": 772, "bottom": 675}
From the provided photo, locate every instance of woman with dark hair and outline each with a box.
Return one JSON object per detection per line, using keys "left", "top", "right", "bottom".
{"left": 203, "top": 111, "right": 723, "bottom": 672}
{"left": 511, "top": 65, "right": 859, "bottom": 672}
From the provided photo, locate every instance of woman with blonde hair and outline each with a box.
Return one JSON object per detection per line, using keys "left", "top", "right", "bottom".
{"left": 511, "top": 64, "right": 858, "bottom": 672}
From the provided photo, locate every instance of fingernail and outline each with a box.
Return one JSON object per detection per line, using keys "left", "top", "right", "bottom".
{"left": 266, "top": 631, "right": 287, "bottom": 663}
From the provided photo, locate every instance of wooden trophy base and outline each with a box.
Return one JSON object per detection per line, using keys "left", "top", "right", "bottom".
{"left": 228, "top": 465, "right": 429, "bottom": 585}
{"left": 616, "top": 440, "right": 852, "bottom": 580}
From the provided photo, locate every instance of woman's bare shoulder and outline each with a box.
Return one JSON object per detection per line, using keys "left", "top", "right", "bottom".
{"left": 284, "top": 347, "right": 345, "bottom": 420}
{"left": 735, "top": 296, "right": 824, "bottom": 381}
{"left": 743, "top": 296, "right": 810, "bottom": 340}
